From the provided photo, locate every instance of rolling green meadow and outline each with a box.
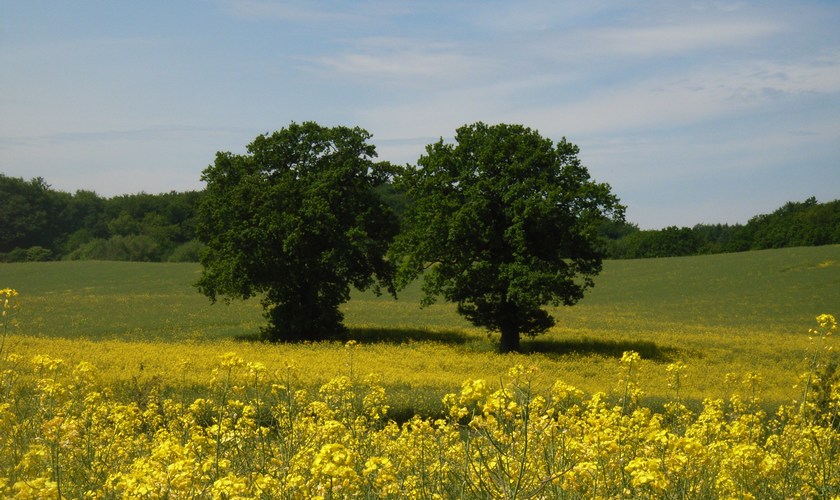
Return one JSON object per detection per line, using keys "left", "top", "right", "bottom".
{"left": 2, "top": 245, "right": 838, "bottom": 412}
{"left": 2, "top": 246, "right": 839, "bottom": 497}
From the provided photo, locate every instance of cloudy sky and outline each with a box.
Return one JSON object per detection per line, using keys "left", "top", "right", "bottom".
{"left": 1, "top": 1, "right": 838, "bottom": 229}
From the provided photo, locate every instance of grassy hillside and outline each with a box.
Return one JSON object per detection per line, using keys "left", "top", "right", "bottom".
{"left": 349, "top": 244, "right": 840, "bottom": 335}
{"left": 4, "top": 245, "right": 835, "bottom": 340}
{"left": 1, "top": 246, "right": 838, "bottom": 411}
{"left": 3, "top": 260, "right": 264, "bottom": 341}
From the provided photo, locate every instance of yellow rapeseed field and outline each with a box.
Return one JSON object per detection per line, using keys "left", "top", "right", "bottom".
{"left": 1, "top": 288, "right": 838, "bottom": 498}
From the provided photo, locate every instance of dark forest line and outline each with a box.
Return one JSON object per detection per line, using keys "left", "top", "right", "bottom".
{"left": 1, "top": 173, "right": 838, "bottom": 263}
{"left": 599, "top": 197, "right": 840, "bottom": 258}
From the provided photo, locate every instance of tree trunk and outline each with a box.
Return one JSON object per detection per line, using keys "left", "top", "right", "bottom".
{"left": 499, "top": 326, "right": 521, "bottom": 353}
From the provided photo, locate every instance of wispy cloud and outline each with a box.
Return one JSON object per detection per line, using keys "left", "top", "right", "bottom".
{"left": 310, "top": 37, "right": 495, "bottom": 87}
{"left": 592, "top": 20, "right": 783, "bottom": 56}
{"left": 0, "top": 125, "right": 250, "bottom": 148}
{"left": 387, "top": 36, "right": 840, "bottom": 141}
{"left": 527, "top": 53, "right": 840, "bottom": 136}
{"left": 217, "top": 0, "right": 357, "bottom": 22}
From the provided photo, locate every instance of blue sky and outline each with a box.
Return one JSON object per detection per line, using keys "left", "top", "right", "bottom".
{"left": 1, "top": 1, "right": 838, "bottom": 229}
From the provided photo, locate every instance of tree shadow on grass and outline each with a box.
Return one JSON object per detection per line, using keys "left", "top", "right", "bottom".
{"left": 234, "top": 332, "right": 266, "bottom": 342}
{"left": 344, "top": 327, "right": 474, "bottom": 345}
{"left": 234, "top": 327, "right": 475, "bottom": 346}
{"left": 522, "top": 337, "right": 682, "bottom": 363}
{"left": 343, "top": 329, "right": 683, "bottom": 363}
{"left": 236, "top": 327, "right": 682, "bottom": 363}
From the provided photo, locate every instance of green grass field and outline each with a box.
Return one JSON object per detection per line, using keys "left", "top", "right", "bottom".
{"left": 1, "top": 245, "right": 838, "bottom": 414}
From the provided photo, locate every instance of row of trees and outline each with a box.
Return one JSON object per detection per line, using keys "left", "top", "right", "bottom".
{"left": 3, "top": 176, "right": 837, "bottom": 265}
{"left": 602, "top": 197, "right": 840, "bottom": 259}
{"left": 0, "top": 175, "right": 203, "bottom": 262}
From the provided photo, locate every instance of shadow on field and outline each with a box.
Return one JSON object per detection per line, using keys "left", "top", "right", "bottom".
{"left": 235, "top": 327, "right": 680, "bottom": 362}
{"left": 233, "top": 327, "right": 474, "bottom": 346}
{"left": 345, "top": 327, "right": 473, "bottom": 345}
{"left": 234, "top": 333, "right": 264, "bottom": 342}
{"left": 522, "top": 338, "right": 680, "bottom": 363}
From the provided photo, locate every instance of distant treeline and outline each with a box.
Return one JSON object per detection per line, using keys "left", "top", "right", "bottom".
{"left": 1, "top": 173, "right": 838, "bottom": 262}
{"left": 600, "top": 197, "right": 840, "bottom": 258}
{"left": 0, "top": 175, "right": 203, "bottom": 262}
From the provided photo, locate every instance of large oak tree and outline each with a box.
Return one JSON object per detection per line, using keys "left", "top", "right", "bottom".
{"left": 196, "top": 122, "right": 398, "bottom": 341}
{"left": 392, "top": 123, "right": 624, "bottom": 353}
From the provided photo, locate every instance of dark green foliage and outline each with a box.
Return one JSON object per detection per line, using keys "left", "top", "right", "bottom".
{"left": 373, "top": 181, "right": 408, "bottom": 220}
{"left": 196, "top": 122, "right": 399, "bottom": 342}
{"left": 610, "top": 226, "right": 701, "bottom": 259}
{"left": 745, "top": 197, "right": 840, "bottom": 249}
{"left": 392, "top": 123, "right": 624, "bottom": 352}
{"left": 167, "top": 240, "right": 206, "bottom": 263}
{"left": 0, "top": 173, "right": 202, "bottom": 262}
{"left": 598, "top": 219, "right": 639, "bottom": 240}
{"left": 602, "top": 197, "right": 840, "bottom": 259}
{"left": 2, "top": 246, "right": 52, "bottom": 262}
{"left": 0, "top": 175, "right": 63, "bottom": 253}
{"left": 66, "top": 234, "right": 164, "bottom": 262}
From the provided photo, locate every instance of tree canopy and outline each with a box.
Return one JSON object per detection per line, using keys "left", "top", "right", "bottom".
{"left": 196, "top": 122, "right": 399, "bottom": 341}
{"left": 391, "top": 123, "right": 624, "bottom": 352}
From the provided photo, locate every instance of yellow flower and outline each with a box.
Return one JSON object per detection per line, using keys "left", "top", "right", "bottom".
{"left": 816, "top": 313, "right": 836, "bottom": 330}
{"left": 219, "top": 351, "right": 244, "bottom": 368}
{"left": 1, "top": 288, "right": 19, "bottom": 319}
{"left": 626, "top": 457, "right": 669, "bottom": 491}
{"left": 620, "top": 350, "right": 641, "bottom": 366}
{"left": 31, "top": 354, "right": 64, "bottom": 372}
{"left": 212, "top": 473, "right": 248, "bottom": 499}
